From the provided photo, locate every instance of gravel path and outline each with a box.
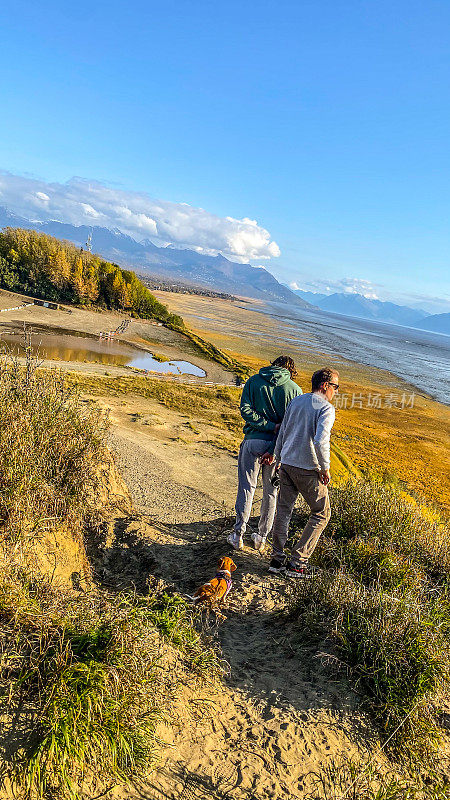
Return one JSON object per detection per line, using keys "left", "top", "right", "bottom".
{"left": 110, "top": 430, "right": 224, "bottom": 524}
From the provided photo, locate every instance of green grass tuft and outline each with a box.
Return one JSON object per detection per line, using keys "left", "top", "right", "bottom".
{"left": 140, "top": 592, "right": 223, "bottom": 679}
{"left": 2, "top": 577, "right": 222, "bottom": 798}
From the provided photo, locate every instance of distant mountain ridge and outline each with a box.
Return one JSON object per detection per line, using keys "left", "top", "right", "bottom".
{"left": 0, "top": 207, "right": 312, "bottom": 309}
{"left": 415, "top": 312, "right": 450, "bottom": 336}
{"left": 292, "top": 288, "right": 430, "bottom": 327}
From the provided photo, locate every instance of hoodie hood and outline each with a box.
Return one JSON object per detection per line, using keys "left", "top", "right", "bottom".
{"left": 258, "top": 365, "right": 292, "bottom": 386}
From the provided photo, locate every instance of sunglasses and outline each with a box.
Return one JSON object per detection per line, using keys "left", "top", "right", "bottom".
{"left": 328, "top": 382, "right": 339, "bottom": 390}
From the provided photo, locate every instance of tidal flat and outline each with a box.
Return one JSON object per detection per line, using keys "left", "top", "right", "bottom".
{"left": 0, "top": 286, "right": 448, "bottom": 511}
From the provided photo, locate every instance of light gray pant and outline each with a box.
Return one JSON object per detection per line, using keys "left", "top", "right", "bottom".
{"left": 271, "top": 464, "right": 331, "bottom": 564}
{"left": 234, "top": 438, "right": 278, "bottom": 540}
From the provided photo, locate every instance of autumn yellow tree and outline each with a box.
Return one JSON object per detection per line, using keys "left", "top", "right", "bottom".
{"left": 0, "top": 227, "right": 181, "bottom": 325}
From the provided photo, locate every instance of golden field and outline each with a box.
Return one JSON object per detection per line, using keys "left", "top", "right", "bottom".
{"left": 151, "top": 291, "right": 450, "bottom": 513}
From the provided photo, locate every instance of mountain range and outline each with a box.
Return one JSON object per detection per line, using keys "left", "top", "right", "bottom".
{"left": 0, "top": 207, "right": 311, "bottom": 309}
{"left": 291, "top": 288, "right": 450, "bottom": 335}
{"left": 415, "top": 311, "right": 450, "bottom": 336}
{"left": 0, "top": 205, "right": 448, "bottom": 334}
{"left": 291, "top": 287, "right": 429, "bottom": 327}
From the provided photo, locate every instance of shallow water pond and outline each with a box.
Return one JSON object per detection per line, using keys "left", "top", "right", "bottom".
{"left": 0, "top": 325, "right": 206, "bottom": 376}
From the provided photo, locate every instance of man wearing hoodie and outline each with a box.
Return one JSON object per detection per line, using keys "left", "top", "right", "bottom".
{"left": 227, "top": 356, "right": 301, "bottom": 553}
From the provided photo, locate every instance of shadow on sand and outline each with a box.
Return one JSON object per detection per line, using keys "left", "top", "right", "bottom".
{"left": 83, "top": 513, "right": 368, "bottom": 731}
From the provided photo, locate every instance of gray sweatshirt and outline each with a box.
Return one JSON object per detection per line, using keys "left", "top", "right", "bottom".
{"left": 274, "top": 392, "right": 335, "bottom": 471}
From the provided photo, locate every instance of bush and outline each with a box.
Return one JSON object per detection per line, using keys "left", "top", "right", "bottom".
{"left": 288, "top": 480, "right": 450, "bottom": 759}
{"left": 325, "top": 480, "right": 448, "bottom": 578}
{"left": 290, "top": 573, "right": 449, "bottom": 758}
{"left": 0, "top": 345, "right": 106, "bottom": 553}
{"left": 305, "top": 757, "right": 450, "bottom": 800}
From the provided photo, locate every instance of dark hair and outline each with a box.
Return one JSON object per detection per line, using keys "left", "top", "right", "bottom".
{"left": 311, "top": 367, "right": 337, "bottom": 392}
{"left": 271, "top": 355, "right": 297, "bottom": 378}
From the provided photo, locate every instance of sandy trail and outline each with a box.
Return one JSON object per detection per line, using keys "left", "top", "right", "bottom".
{"left": 86, "top": 422, "right": 375, "bottom": 800}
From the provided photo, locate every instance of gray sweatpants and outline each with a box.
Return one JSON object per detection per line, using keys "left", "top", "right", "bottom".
{"left": 271, "top": 464, "right": 331, "bottom": 564}
{"left": 234, "top": 438, "right": 278, "bottom": 540}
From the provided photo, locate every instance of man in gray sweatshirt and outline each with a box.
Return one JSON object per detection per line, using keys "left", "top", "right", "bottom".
{"left": 227, "top": 356, "right": 301, "bottom": 553}
{"left": 267, "top": 367, "right": 339, "bottom": 577}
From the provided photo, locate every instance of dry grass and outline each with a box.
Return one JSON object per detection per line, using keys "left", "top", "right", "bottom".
{"left": 65, "top": 372, "right": 245, "bottom": 447}
{"left": 305, "top": 757, "right": 450, "bottom": 799}
{"left": 332, "top": 399, "right": 450, "bottom": 514}
{"left": 289, "top": 480, "right": 450, "bottom": 760}
{"left": 0, "top": 352, "right": 107, "bottom": 556}
{"left": 0, "top": 350, "right": 223, "bottom": 799}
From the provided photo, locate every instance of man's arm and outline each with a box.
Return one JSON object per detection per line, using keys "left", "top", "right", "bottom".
{"left": 260, "top": 414, "right": 288, "bottom": 464}
{"left": 272, "top": 410, "right": 290, "bottom": 462}
{"left": 240, "top": 381, "right": 276, "bottom": 432}
{"left": 313, "top": 405, "right": 335, "bottom": 478}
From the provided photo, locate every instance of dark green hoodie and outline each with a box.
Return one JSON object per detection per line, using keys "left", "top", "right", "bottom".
{"left": 240, "top": 366, "right": 302, "bottom": 445}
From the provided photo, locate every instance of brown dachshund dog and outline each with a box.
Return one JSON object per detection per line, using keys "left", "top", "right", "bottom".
{"left": 191, "top": 556, "right": 237, "bottom": 618}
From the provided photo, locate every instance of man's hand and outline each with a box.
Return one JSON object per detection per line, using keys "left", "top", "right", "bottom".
{"left": 260, "top": 452, "right": 276, "bottom": 465}
{"left": 318, "top": 469, "right": 331, "bottom": 486}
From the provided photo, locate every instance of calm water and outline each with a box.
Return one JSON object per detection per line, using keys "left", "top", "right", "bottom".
{"left": 0, "top": 326, "right": 206, "bottom": 377}
{"left": 265, "top": 303, "right": 450, "bottom": 405}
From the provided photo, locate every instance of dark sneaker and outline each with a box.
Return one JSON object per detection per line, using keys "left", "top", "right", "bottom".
{"left": 285, "top": 561, "right": 313, "bottom": 578}
{"left": 268, "top": 558, "right": 286, "bottom": 574}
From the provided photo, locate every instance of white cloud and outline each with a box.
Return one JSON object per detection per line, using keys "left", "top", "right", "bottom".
{"left": 341, "top": 278, "right": 378, "bottom": 299}
{"left": 114, "top": 205, "right": 157, "bottom": 234}
{"left": 290, "top": 277, "right": 450, "bottom": 312}
{"left": 290, "top": 275, "right": 379, "bottom": 299}
{"left": 80, "top": 203, "right": 102, "bottom": 219}
{"left": 0, "top": 172, "right": 280, "bottom": 263}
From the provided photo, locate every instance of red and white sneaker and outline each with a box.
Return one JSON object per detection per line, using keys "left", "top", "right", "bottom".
{"left": 285, "top": 561, "right": 314, "bottom": 578}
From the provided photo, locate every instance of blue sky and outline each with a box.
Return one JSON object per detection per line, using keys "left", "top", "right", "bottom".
{"left": 0, "top": 0, "right": 449, "bottom": 311}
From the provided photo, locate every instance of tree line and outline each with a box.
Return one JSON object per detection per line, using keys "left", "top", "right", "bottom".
{"left": 0, "top": 227, "right": 185, "bottom": 329}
